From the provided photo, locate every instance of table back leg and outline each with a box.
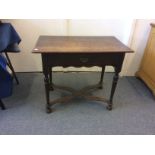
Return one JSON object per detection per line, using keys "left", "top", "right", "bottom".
{"left": 49, "top": 67, "right": 54, "bottom": 90}
{"left": 99, "top": 66, "right": 105, "bottom": 89}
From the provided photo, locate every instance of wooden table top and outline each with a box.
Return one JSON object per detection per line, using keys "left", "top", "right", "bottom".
{"left": 33, "top": 36, "right": 133, "bottom": 53}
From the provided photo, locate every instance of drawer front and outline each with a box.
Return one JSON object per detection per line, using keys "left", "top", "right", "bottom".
{"left": 49, "top": 54, "right": 98, "bottom": 66}
{"left": 42, "top": 53, "right": 125, "bottom": 68}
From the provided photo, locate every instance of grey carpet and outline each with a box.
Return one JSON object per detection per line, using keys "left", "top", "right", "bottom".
{"left": 0, "top": 72, "right": 155, "bottom": 135}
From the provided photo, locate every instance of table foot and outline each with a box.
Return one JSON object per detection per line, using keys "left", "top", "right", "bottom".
{"left": 46, "top": 107, "right": 53, "bottom": 113}
{"left": 106, "top": 104, "right": 112, "bottom": 111}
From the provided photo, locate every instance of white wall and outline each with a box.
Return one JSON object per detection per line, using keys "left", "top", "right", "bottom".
{"left": 69, "top": 20, "right": 133, "bottom": 44}
{"left": 68, "top": 19, "right": 134, "bottom": 72}
{"left": 2, "top": 19, "right": 134, "bottom": 74}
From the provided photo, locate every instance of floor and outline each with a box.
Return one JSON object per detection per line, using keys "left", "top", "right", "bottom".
{"left": 0, "top": 72, "right": 155, "bottom": 135}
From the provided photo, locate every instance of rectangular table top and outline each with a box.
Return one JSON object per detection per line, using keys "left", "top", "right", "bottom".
{"left": 33, "top": 36, "right": 133, "bottom": 54}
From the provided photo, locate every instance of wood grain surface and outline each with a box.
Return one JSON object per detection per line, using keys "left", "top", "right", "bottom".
{"left": 33, "top": 36, "right": 133, "bottom": 53}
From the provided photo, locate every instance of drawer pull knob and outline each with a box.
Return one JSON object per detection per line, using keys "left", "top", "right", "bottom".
{"left": 80, "top": 58, "right": 88, "bottom": 63}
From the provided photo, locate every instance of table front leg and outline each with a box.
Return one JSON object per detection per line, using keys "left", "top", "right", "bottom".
{"left": 43, "top": 70, "right": 52, "bottom": 113}
{"left": 107, "top": 67, "right": 119, "bottom": 110}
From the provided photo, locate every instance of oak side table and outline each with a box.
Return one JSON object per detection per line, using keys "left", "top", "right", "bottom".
{"left": 33, "top": 36, "right": 133, "bottom": 113}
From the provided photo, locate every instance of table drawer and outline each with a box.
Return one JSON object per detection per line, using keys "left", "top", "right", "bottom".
{"left": 42, "top": 53, "right": 125, "bottom": 67}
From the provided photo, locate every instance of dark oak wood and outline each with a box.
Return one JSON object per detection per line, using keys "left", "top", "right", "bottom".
{"left": 33, "top": 36, "right": 133, "bottom": 53}
{"left": 99, "top": 66, "right": 105, "bottom": 89}
{"left": 33, "top": 36, "right": 133, "bottom": 113}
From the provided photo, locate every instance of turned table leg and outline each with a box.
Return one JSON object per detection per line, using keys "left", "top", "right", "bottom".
{"left": 43, "top": 70, "right": 52, "bottom": 113}
{"left": 107, "top": 67, "right": 119, "bottom": 110}
{"left": 99, "top": 66, "right": 105, "bottom": 89}
{"left": 49, "top": 67, "right": 54, "bottom": 91}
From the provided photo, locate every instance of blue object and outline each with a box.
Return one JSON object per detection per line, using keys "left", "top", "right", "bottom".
{"left": 0, "top": 23, "right": 21, "bottom": 52}
{"left": 0, "top": 54, "right": 13, "bottom": 99}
